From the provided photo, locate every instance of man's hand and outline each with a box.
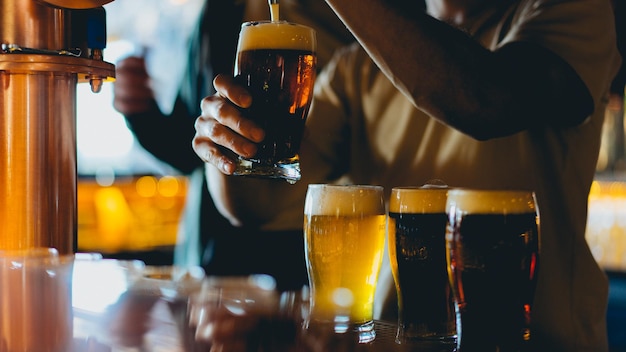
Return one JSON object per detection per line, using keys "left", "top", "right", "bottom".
{"left": 192, "top": 74, "right": 265, "bottom": 174}
{"left": 113, "top": 56, "right": 156, "bottom": 115}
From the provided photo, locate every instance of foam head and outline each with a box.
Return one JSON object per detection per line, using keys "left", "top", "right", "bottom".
{"left": 445, "top": 189, "right": 537, "bottom": 214}
{"left": 390, "top": 186, "right": 448, "bottom": 214}
{"left": 238, "top": 20, "right": 316, "bottom": 52}
{"left": 304, "top": 184, "right": 384, "bottom": 216}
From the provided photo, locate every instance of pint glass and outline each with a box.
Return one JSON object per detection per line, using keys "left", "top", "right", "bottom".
{"left": 233, "top": 20, "right": 317, "bottom": 183}
{"left": 0, "top": 248, "right": 74, "bottom": 352}
{"left": 445, "top": 189, "right": 540, "bottom": 352}
{"left": 388, "top": 186, "right": 458, "bottom": 346}
{"left": 304, "top": 184, "right": 386, "bottom": 343}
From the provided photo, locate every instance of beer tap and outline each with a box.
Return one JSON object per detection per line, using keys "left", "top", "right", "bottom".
{"left": 0, "top": 0, "right": 116, "bottom": 254}
{"left": 85, "top": 6, "right": 108, "bottom": 92}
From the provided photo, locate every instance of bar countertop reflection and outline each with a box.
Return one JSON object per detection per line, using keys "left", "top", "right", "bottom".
{"left": 68, "top": 255, "right": 457, "bottom": 352}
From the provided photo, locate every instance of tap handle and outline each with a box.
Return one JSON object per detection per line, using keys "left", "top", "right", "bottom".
{"left": 86, "top": 7, "right": 107, "bottom": 58}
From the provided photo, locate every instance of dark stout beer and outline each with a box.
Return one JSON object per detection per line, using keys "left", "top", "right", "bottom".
{"left": 388, "top": 187, "right": 457, "bottom": 344}
{"left": 446, "top": 189, "right": 540, "bottom": 352}
{"left": 234, "top": 21, "right": 317, "bottom": 182}
{"left": 235, "top": 49, "right": 315, "bottom": 162}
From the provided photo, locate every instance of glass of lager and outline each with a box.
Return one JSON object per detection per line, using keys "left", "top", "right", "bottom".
{"left": 388, "top": 186, "right": 458, "bottom": 347}
{"left": 303, "top": 184, "right": 386, "bottom": 343}
{"left": 445, "top": 189, "right": 540, "bottom": 352}
{"left": 233, "top": 20, "right": 317, "bottom": 183}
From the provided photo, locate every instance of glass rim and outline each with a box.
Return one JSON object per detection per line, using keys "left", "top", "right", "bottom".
{"left": 446, "top": 188, "right": 536, "bottom": 197}
{"left": 390, "top": 187, "right": 449, "bottom": 213}
{"left": 0, "top": 247, "right": 59, "bottom": 258}
{"left": 0, "top": 247, "right": 75, "bottom": 267}
{"left": 241, "top": 20, "right": 314, "bottom": 28}
{"left": 445, "top": 188, "right": 538, "bottom": 214}
{"left": 391, "top": 186, "right": 450, "bottom": 193}
{"left": 305, "top": 184, "right": 385, "bottom": 215}
{"left": 240, "top": 20, "right": 317, "bottom": 37}
{"left": 238, "top": 19, "right": 316, "bottom": 53}
{"left": 307, "top": 183, "right": 383, "bottom": 191}
{"left": 391, "top": 187, "right": 534, "bottom": 198}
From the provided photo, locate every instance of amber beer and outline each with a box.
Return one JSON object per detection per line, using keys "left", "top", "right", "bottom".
{"left": 445, "top": 189, "right": 540, "bottom": 352}
{"left": 234, "top": 21, "right": 317, "bottom": 183}
{"left": 388, "top": 187, "right": 457, "bottom": 345}
{"left": 304, "top": 184, "right": 386, "bottom": 343}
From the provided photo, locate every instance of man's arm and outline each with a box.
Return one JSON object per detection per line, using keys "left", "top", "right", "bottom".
{"left": 123, "top": 100, "right": 202, "bottom": 174}
{"left": 113, "top": 56, "right": 202, "bottom": 174}
{"left": 323, "top": 0, "right": 594, "bottom": 140}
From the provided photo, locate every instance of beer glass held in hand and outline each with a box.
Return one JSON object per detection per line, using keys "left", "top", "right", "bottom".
{"left": 445, "top": 189, "right": 540, "bottom": 352}
{"left": 303, "top": 184, "right": 386, "bottom": 343}
{"left": 388, "top": 186, "right": 458, "bottom": 347}
{"left": 233, "top": 20, "right": 317, "bottom": 183}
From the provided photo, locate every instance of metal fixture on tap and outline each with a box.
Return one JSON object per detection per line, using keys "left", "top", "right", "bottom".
{"left": 0, "top": 0, "right": 116, "bottom": 254}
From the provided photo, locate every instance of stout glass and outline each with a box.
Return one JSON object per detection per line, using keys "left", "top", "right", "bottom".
{"left": 445, "top": 189, "right": 540, "bottom": 352}
{"left": 233, "top": 20, "right": 317, "bottom": 183}
{"left": 388, "top": 186, "right": 458, "bottom": 347}
{"left": 304, "top": 184, "right": 386, "bottom": 343}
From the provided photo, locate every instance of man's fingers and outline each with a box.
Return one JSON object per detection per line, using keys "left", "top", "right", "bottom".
{"left": 213, "top": 74, "right": 252, "bottom": 109}
{"left": 192, "top": 132, "right": 237, "bottom": 174}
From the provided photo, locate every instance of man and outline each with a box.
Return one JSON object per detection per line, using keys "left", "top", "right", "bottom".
{"left": 193, "top": 0, "right": 620, "bottom": 350}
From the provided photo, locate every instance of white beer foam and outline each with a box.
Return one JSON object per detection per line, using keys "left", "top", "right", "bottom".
{"left": 446, "top": 189, "right": 537, "bottom": 214}
{"left": 305, "top": 184, "right": 384, "bottom": 216}
{"left": 238, "top": 21, "right": 316, "bottom": 51}
{"left": 389, "top": 187, "right": 448, "bottom": 213}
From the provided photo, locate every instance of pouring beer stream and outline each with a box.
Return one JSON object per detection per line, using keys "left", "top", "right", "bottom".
{"left": 269, "top": 0, "right": 280, "bottom": 21}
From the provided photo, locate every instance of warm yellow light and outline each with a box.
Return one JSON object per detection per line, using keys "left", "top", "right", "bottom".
{"left": 586, "top": 180, "right": 626, "bottom": 271}
{"left": 136, "top": 176, "right": 157, "bottom": 198}
{"left": 158, "top": 176, "right": 180, "bottom": 197}
{"left": 93, "top": 187, "right": 133, "bottom": 251}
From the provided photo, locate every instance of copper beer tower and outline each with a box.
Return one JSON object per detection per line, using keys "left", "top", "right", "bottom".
{"left": 0, "top": 0, "right": 115, "bottom": 254}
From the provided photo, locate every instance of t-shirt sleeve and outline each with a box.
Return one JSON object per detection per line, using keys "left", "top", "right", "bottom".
{"left": 500, "top": 0, "right": 621, "bottom": 113}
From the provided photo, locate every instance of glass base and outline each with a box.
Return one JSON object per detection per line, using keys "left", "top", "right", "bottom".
{"left": 305, "top": 318, "right": 377, "bottom": 345}
{"left": 396, "top": 333, "right": 458, "bottom": 346}
{"left": 396, "top": 338, "right": 459, "bottom": 352}
{"left": 233, "top": 157, "right": 301, "bottom": 184}
{"left": 354, "top": 320, "right": 376, "bottom": 344}
{"left": 395, "top": 321, "right": 458, "bottom": 350}
{"left": 334, "top": 318, "right": 376, "bottom": 343}
{"left": 396, "top": 330, "right": 458, "bottom": 344}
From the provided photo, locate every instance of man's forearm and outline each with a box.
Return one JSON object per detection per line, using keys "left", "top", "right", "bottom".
{"left": 323, "top": 0, "right": 592, "bottom": 139}
{"left": 205, "top": 164, "right": 303, "bottom": 229}
{"left": 125, "top": 100, "right": 202, "bottom": 174}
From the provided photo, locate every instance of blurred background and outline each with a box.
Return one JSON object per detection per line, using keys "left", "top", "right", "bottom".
{"left": 76, "top": 0, "right": 204, "bottom": 263}
{"left": 76, "top": 0, "right": 626, "bottom": 349}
